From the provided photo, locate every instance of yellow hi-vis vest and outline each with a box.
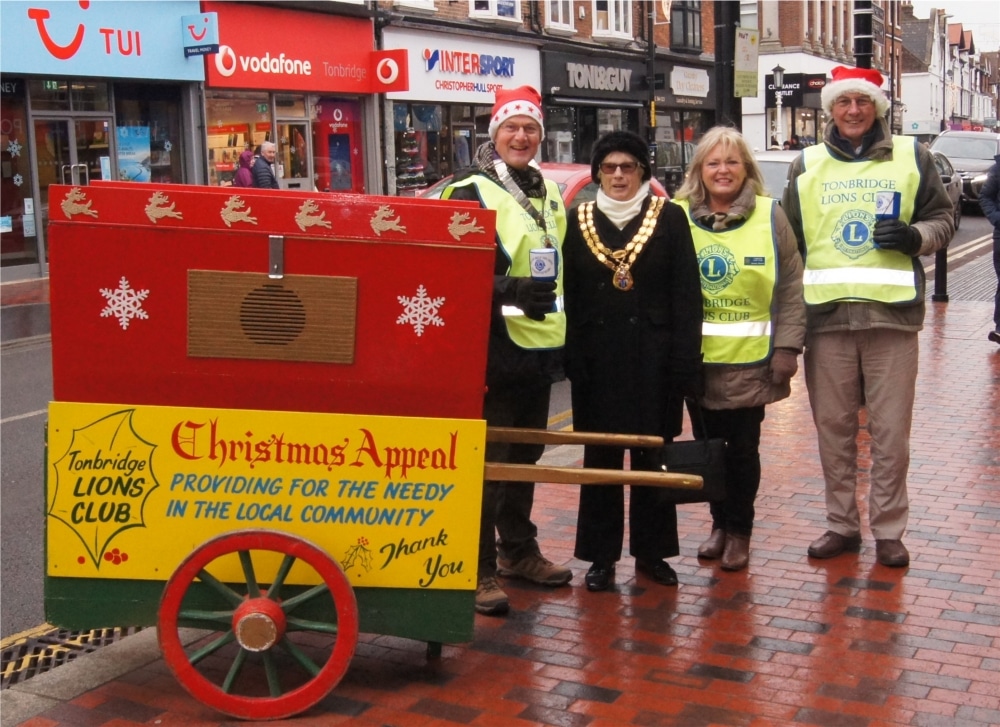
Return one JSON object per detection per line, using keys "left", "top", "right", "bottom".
{"left": 675, "top": 197, "right": 778, "bottom": 366}
{"left": 443, "top": 174, "right": 567, "bottom": 350}
{"left": 797, "top": 136, "right": 921, "bottom": 305}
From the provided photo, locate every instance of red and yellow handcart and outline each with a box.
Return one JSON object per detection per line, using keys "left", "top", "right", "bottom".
{"left": 44, "top": 181, "right": 698, "bottom": 720}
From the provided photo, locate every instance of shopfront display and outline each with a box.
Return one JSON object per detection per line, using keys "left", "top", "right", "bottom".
{"left": 541, "top": 52, "right": 647, "bottom": 164}
{"left": 383, "top": 27, "right": 540, "bottom": 195}
{"left": 0, "top": 0, "right": 205, "bottom": 278}
{"left": 202, "top": 2, "right": 407, "bottom": 195}
{"left": 654, "top": 60, "right": 717, "bottom": 193}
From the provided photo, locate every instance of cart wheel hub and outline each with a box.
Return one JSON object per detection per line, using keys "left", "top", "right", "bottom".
{"left": 233, "top": 598, "right": 286, "bottom": 651}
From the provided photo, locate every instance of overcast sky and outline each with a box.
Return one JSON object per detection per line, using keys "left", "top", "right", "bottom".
{"left": 907, "top": 1, "right": 1000, "bottom": 53}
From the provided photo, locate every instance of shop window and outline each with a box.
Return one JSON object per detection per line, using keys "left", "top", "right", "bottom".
{"left": 654, "top": 109, "right": 710, "bottom": 193}
{"left": 28, "top": 78, "right": 110, "bottom": 112}
{"left": 205, "top": 91, "right": 271, "bottom": 187}
{"left": 1, "top": 82, "right": 37, "bottom": 268}
{"left": 115, "top": 83, "right": 183, "bottom": 185}
{"left": 546, "top": 0, "right": 576, "bottom": 33}
{"left": 670, "top": 1, "right": 702, "bottom": 55}
{"left": 393, "top": 102, "right": 444, "bottom": 193}
{"left": 592, "top": 0, "right": 632, "bottom": 40}
{"left": 470, "top": 0, "right": 522, "bottom": 23}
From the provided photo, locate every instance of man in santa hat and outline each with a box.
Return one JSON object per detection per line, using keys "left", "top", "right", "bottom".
{"left": 783, "top": 66, "right": 954, "bottom": 568}
{"left": 442, "top": 85, "right": 571, "bottom": 615}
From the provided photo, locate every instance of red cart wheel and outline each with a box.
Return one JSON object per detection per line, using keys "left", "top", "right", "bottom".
{"left": 158, "top": 530, "right": 359, "bottom": 720}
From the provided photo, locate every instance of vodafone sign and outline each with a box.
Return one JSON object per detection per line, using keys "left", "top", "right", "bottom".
{"left": 203, "top": 2, "right": 407, "bottom": 93}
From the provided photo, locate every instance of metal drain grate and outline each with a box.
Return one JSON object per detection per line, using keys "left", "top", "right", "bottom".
{"left": 0, "top": 626, "right": 143, "bottom": 689}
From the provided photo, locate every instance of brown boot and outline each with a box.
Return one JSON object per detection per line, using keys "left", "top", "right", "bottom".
{"left": 721, "top": 534, "right": 750, "bottom": 571}
{"left": 697, "top": 529, "right": 726, "bottom": 559}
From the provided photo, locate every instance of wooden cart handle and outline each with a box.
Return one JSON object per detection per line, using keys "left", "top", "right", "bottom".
{"left": 486, "top": 426, "right": 664, "bottom": 448}
{"left": 484, "top": 463, "right": 703, "bottom": 489}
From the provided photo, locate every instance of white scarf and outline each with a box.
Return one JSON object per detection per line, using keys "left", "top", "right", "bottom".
{"left": 596, "top": 182, "right": 651, "bottom": 229}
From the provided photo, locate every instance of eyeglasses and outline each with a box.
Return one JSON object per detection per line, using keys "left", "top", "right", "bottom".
{"left": 834, "top": 96, "right": 874, "bottom": 110}
{"left": 498, "top": 122, "right": 541, "bottom": 137}
{"left": 600, "top": 161, "right": 639, "bottom": 174}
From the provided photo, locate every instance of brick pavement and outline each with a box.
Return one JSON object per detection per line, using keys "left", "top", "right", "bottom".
{"left": 3, "top": 299, "right": 998, "bottom": 727}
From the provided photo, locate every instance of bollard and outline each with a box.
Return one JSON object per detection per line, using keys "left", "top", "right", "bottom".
{"left": 931, "top": 248, "right": 949, "bottom": 302}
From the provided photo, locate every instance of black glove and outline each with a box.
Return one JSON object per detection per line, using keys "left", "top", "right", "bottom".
{"left": 511, "top": 278, "right": 556, "bottom": 321}
{"left": 872, "top": 219, "right": 922, "bottom": 256}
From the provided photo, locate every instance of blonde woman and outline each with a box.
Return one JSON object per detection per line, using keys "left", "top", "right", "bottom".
{"left": 673, "top": 126, "right": 805, "bottom": 571}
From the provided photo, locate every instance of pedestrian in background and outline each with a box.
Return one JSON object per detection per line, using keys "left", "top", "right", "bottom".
{"left": 782, "top": 66, "right": 954, "bottom": 567}
{"left": 977, "top": 152, "right": 1000, "bottom": 345}
{"left": 562, "top": 131, "right": 703, "bottom": 592}
{"left": 253, "top": 141, "right": 280, "bottom": 189}
{"left": 442, "top": 86, "right": 572, "bottom": 615}
{"left": 232, "top": 149, "right": 254, "bottom": 188}
{"left": 673, "top": 126, "right": 805, "bottom": 572}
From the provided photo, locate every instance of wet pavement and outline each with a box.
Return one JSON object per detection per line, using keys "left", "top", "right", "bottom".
{"left": 1, "top": 283, "right": 998, "bottom": 726}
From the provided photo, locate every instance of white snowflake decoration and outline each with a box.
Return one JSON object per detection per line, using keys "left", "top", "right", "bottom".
{"left": 397, "top": 284, "right": 445, "bottom": 337}
{"left": 100, "top": 276, "right": 150, "bottom": 330}
{"left": 163, "top": 140, "right": 172, "bottom": 152}
{"left": 7, "top": 139, "right": 22, "bottom": 157}
{"left": 13, "top": 174, "right": 22, "bottom": 187}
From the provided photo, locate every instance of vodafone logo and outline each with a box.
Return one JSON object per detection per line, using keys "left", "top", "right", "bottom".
{"left": 376, "top": 58, "right": 399, "bottom": 85}
{"left": 213, "top": 44, "right": 312, "bottom": 77}
{"left": 215, "top": 45, "right": 237, "bottom": 77}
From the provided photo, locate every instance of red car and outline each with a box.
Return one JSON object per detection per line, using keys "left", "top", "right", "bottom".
{"left": 415, "top": 162, "right": 669, "bottom": 208}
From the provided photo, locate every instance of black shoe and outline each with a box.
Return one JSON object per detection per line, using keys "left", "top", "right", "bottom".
{"left": 585, "top": 563, "right": 615, "bottom": 591}
{"left": 989, "top": 329, "right": 1000, "bottom": 345}
{"left": 635, "top": 559, "right": 678, "bottom": 586}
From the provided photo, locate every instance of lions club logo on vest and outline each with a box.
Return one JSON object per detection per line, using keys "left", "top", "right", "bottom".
{"left": 697, "top": 243, "right": 739, "bottom": 293}
{"left": 832, "top": 210, "right": 876, "bottom": 259}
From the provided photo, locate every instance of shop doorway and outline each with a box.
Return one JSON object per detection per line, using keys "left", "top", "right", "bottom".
{"left": 277, "top": 121, "right": 312, "bottom": 190}
{"left": 31, "top": 117, "right": 113, "bottom": 257}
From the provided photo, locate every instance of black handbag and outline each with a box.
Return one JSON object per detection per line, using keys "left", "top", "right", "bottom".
{"left": 657, "top": 399, "right": 727, "bottom": 505}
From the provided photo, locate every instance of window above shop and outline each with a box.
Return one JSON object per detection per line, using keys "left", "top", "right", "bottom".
{"left": 470, "top": 0, "right": 523, "bottom": 24}
{"left": 545, "top": 0, "right": 577, "bottom": 35}
{"left": 592, "top": 0, "right": 632, "bottom": 44}
{"left": 670, "top": 1, "right": 702, "bottom": 55}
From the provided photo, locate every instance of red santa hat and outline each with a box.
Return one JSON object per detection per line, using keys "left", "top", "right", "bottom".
{"left": 821, "top": 65, "right": 890, "bottom": 116}
{"left": 488, "top": 85, "right": 545, "bottom": 141}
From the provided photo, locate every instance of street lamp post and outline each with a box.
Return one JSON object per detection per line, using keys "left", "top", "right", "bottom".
{"left": 773, "top": 64, "right": 785, "bottom": 146}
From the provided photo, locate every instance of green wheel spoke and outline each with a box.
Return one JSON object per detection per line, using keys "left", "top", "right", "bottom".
{"left": 188, "top": 630, "right": 236, "bottom": 665}
{"left": 265, "top": 554, "right": 297, "bottom": 600}
{"left": 238, "top": 550, "right": 261, "bottom": 598}
{"left": 221, "top": 647, "right": 249, "bottom": 693}
{"left": 286, "top": 616, "right": 339, "bottom": 635}
{"left": 261, "top": 651, "right": 282, "bottom": 696}
{"left": 196, "top": 568, "right": 245, "bottom": 607}
{"left": 178, "top": 608, "right": 235, "bottom": 626}
{"left": 281, "top": 583, "right": 330, "bottom": 614}
{"left": 277, "top": 636, "right": 323, "bottom": 677}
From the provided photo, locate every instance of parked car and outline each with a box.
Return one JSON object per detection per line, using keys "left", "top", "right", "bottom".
{"left": 928, "top": 130, "right": 1000, "bottom": 212}
{"left": 751, "top": 149, "right": 801, "bottom": 201}
{"left": 930, "top": 149, "right": 963, "bottom": 231}
{"left": 416, "top": 162, "right": 668, "bottom": 208}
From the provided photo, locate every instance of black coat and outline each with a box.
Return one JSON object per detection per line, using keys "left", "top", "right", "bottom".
{"left": 252, "top": 156, "right": 280, "bottom": 189}
{"left": 564, "top": 198, "right": 702, "bottom": 439}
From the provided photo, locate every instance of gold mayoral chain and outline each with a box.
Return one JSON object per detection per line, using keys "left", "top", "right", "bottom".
{"left": 578, "top": 197, "right": 664, "bottom": 291}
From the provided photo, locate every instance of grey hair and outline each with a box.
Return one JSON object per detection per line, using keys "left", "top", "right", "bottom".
{"left": 261, "top": 141, "right": 276, "bottom": 153}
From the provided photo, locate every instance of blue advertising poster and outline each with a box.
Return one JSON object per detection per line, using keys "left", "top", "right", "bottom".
{"left": 117, "top": 127, "right": 151, "bottom": 183}
{"left": 0, "top": 2, "right": 204, "bottom": 81}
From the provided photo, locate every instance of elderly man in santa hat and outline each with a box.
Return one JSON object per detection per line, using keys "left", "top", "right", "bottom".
{"left": 442, "top": 85, "right": 571, "bottom": 616}
{"left": 782, "top": 66, "right": 954, "bottom": 568}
